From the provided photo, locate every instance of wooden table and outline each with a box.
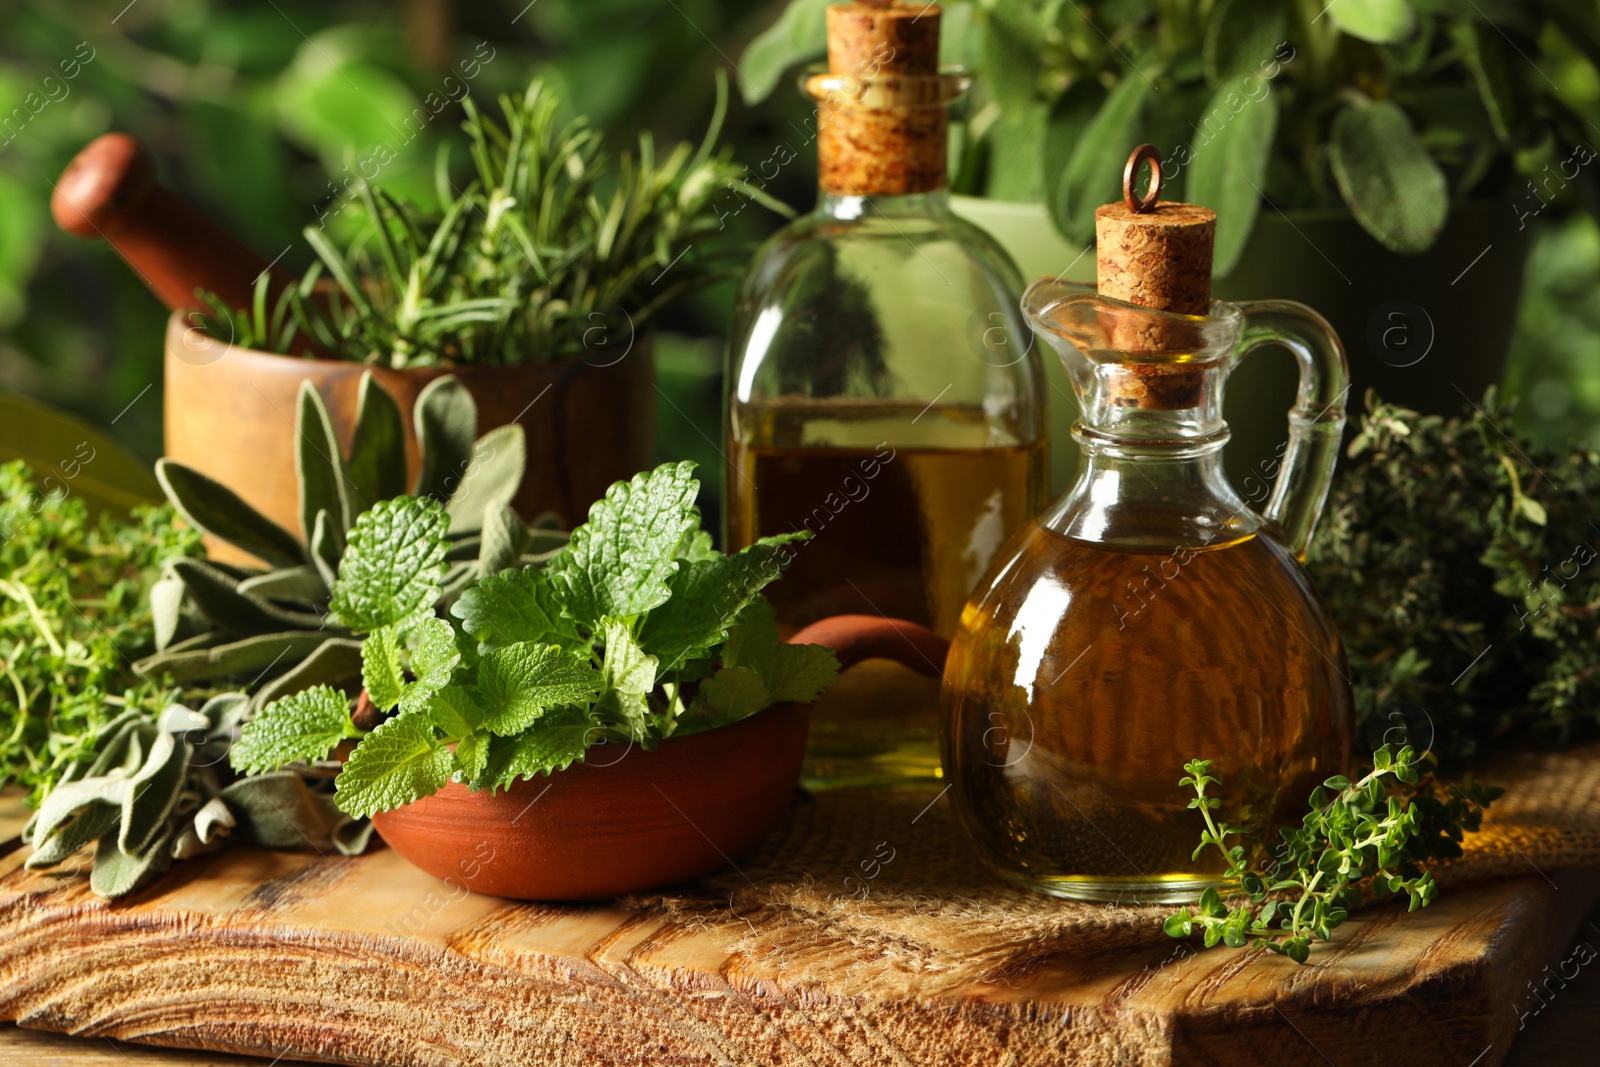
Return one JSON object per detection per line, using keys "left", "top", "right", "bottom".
{"left": 3, "top": 667, "right": 1597, "bottom": 1067}
{"left": 2, "top": 897, "right": 1596, "bottom": 1067}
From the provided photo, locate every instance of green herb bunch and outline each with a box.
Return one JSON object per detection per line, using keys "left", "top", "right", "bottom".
{"left": 21, "top": 696, "right": 372, "bottom": 898}
{"left": 1306, "top": 390, "right": 1600, "bottom": 761}
{"left": 742, "top": 0, "right": 1600, "bottom": 269}
{"left": 231, "top": 462, "right": 838, "bottom": 817}
{"left": 138, "top": 372, "right": 561, "bottom": 712}
{"left": 0, "top": 461, "right": 202, "bottom": 800}
{"left": 1164, "top": 746, "right": 1502, "bottom": 963}
{"left": 201, "top": 76, "right": 784, "bottom": 369}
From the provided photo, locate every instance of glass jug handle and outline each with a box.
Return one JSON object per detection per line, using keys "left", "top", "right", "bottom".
{"left": 1232, "top": 300, "right": 1350, "bottom": 558}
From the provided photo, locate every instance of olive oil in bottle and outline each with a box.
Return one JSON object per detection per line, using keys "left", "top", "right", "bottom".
{"left": 942, "top": 522, "right": 1352, "bottom": 900}
{"left": 723, "top": 4, "right": 1047, "bottom": 788}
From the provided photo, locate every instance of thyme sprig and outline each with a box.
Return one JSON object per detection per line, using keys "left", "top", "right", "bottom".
{"left": 1164, "top": 746, "right": 1503, "bottom": 963}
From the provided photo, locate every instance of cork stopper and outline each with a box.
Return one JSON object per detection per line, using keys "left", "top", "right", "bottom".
{"left": 811, "top": 3, "right": 951, "bottom": 197}
{"left": 1094, "top": 145, "right": 1217, "bottom": 409}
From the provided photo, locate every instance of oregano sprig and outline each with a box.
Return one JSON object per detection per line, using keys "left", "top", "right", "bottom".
{"left": 1164, "top": 746, "right": 1503, "bottom": 963}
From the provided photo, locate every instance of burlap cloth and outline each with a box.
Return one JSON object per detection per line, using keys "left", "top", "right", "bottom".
{"left": 626, "top": 742, "right": 1600, "bottom": 987}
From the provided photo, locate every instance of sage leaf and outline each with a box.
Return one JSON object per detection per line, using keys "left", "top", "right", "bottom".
{"left": 310, "top": 508, "right": 341, "bottom": 589}
{"left": 451, "top": 563, "right": 583, "bottom": 654}
{"left": 478, "top": 502, "right": 532, "bottom": 576}
{"left": 477, "top": 642, "right": 604, "bottom": 736}
{"left": 150, "top": 573, "right": 186, "bottom": 653}
{"left": 1454, "top": 20, "right": 1524, "bottom": 142}
{"left": 252, "top": 638, "right": 365, "bottom": 710}
{"left": 192, "top": 796, "right": 237, "bottom": 845}
{"left": 446, "top": 424, "right": 527, "bottom": 534}
{"left": 335, "top": 712, "right": 454, "bottom": 818}
{"left": 28, "top": 770, "right": 133, "bottom": 847}
{"left": 92, "top": 822, "right": 174, "bottom": 898}
{"left": 345, "top": 372, "right": 408, "bottom": 518}
{"left": 332, "top": 818, "right": 376, "bottom": 856}
{"left": 1204, "top": 0, "right": 1290, "bottom": 83}
{"left": 1186, "top": 77, "right": 1279, "bottom": 276}
{"left": 296, "top": 381, "right": 351, "bottom": 541}
{"left": 26, "top": 800, "right": 120, "bottom": 868}
{"left": 1329, "top": 0, "right": 1417, "bottom": 43}
{"left": 156, "top": 460, "right": 305, "bottom": 568}
{"left": 232, "top": 685, "right": 360, "bottom": 774}
{"left": 1330, "top": 101, "right": 1448, "bottom": 254}
{"left": 165, "top": 558, "right": 329, "bottom": 637}
{"left": 1042, "top": 79, "right": 1109, "bottom": 222}
{"left": 414, "top": 376, "right": 477, "bottom": 503}
{"left": 221, "top": 771, "right": 365, "bottom": 853}
{"left": 329, "top": 496, "right": 451, "bottom": 631}
{"left": 135, "top": 630, "right": 331, "bottom": 684}
{"left": 1051, "top": 73, "right": 1153, "bottom": 243}
{"left": 737, "top": 0, "right": 829, "bottom": 105}
{"left": 238, "top": 564, "right": 329, "bottom": 604}
{"left": 439, "top": 560, "right": 478, "bottom": 607}
{"left": 550, "top": 461, "right": 701, "bottom": 623}
{"left": 118, "top": 728, "right": 191, "bottom": 856}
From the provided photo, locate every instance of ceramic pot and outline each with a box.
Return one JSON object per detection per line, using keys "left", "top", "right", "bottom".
{"left": 369, "top": 615, "right": 949, "bottom": 900}
{"left": 166, "top": 314, "right": 654, "bottom": 551}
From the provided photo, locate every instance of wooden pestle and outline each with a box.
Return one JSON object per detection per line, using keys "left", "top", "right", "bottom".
{"left": 52, "top": 133, "right": 289, "bottom": 314}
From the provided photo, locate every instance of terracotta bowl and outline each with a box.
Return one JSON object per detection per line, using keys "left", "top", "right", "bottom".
{"left": 165, "top": 315, "right": 654, "bottom": 563}
{"left": 370, "top": 615, "right": 949, "bottom": 900}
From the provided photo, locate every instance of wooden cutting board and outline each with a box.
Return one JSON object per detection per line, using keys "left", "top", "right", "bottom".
{"left": 0, "top": 780, "right": 1594, "bottom": 1067}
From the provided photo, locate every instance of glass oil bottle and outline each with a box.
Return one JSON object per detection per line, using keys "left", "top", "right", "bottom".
{"left": 940, "top": 148, "right": 1355, "bottom": 901}
{"left": 725, "top": 3, "right": 1047, "bottom": 787}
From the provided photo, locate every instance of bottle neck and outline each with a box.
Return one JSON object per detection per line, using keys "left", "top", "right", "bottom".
{"left": 818, "top": 188, "right": 951, "bottom": 220}
{"left": 1043, "top": 432, "right": 1261, "bottom": 550}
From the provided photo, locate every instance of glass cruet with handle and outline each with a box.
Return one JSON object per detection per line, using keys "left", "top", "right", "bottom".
{"left": 940, "top": 146, "right": 1356, "bottom": 903}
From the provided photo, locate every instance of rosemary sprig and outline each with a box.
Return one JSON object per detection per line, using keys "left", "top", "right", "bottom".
{"left": 199, "top": 74, "right": 787, "bottom": 369}
{"left": 1164, "top": 746, "right": 1503, "bottom": 963}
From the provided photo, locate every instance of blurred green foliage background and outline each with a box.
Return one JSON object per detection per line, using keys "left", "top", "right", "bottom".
{"left": 0, "top": 0, "right": 1595, "bottom": 511}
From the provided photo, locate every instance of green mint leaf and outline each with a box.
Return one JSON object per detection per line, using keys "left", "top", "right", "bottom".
{"left": 477, "top": 642, "right": 603, "bottom": 736}
{"left": 702, "top": 666, "right": 770, "bottom": 718}
{"left": 361, "top": 625, "right": 405, "bottom": 711}
{"left": 676, "top": 529, "right": 718, "bottom": 562}
{"left": 592, "top": 618, "right": 658, "bottom": 737}
{"left": 453, "top": 729, "right": 491, "bottom": 782}
{"left": 450, "top": 564, "right": 583, "bottom": 654}
{"left": 409, "top": 616, "right": 461, "bottom": 690}
{"left": 231, "top": 685, "right": 358, "bottom": 775}
{"left": 638, "top": 536, "right": 804, "bottom": 675}
{"left": 755, "top": 642, "right": 840, "bottom": 704}
{"left": 335, "top": 712, "right": 453, "bottom": 818}
{"left": 722, "top": 596, "right": 779, "bottom": 671}
{"left": 550, "top": 462, "right": 700, "bottom": 624}
{"left": 489, "top": 710, "right": 597, "bottom": 787}
{"left": 719, "top": 597, "right": 839, "bottom": 704}
{"left": 329, "top": 496, "right": 450, "bottom": 632}
{"left": 425, "top": 687, "right": 483, "bottom": 737}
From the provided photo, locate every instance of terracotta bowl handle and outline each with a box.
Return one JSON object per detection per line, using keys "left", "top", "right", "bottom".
{"left": 787, "top": 615, "right": 949, "bottom": 680}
